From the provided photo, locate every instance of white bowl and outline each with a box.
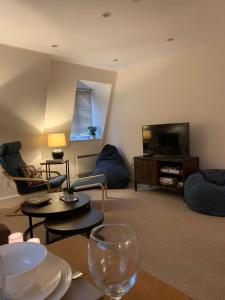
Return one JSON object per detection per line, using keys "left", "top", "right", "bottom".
{"left": 0, "top": 242, "right": 47, "bottom": 298}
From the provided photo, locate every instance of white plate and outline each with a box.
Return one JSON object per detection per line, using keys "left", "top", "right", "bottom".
{"left": 12, "top": 253, "right": 62, "bottom": 300}
{"left": 46, "top": 253, "right": 72, "bottom": 300}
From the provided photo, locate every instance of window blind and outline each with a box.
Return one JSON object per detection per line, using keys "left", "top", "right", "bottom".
{"left": 71, "top": 89, "right": 93, "bottom": 138}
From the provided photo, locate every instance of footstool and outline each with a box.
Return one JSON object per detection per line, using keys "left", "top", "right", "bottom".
{"left": 71, "top": 174, "right": 107, "bottom": 213}
{"left": 184, "top": 169, "right": 225, "bottom": 216}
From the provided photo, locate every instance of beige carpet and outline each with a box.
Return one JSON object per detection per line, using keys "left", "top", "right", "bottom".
{"left": 1, "top": 187, "right": 225, "bottom": 300}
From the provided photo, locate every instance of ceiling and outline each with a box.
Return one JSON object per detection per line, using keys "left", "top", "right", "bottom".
{"left": 0, "top": 0, "right": 224, "bottom": 70}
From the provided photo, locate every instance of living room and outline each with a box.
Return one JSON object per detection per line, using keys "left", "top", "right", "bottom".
{"left": 1, "top": 1, "right": 225, "bottom": 299}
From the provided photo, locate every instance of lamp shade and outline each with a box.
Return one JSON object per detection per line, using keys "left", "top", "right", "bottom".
{"left": 48, "top": 133, "right": 66, "bottom": 148}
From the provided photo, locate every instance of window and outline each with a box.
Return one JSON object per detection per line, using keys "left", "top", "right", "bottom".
{"left": 70, "top": 80, "right": 112, "bottom": 141}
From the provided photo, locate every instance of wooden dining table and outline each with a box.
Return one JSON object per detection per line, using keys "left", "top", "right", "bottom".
{"left": 47, "top": 235, "right": 192, "bottom": 300}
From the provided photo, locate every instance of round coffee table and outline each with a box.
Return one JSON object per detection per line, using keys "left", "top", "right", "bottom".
{"left": 45, "top": 208, "right": 104, "bottom": 244}
{"left": 21, "top": 192, "right": 90, "bottom": 238}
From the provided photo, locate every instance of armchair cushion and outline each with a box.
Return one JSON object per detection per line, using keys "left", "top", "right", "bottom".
{"left": 18, "top": 175, "right": 67, "bottom": 194}
{"left": 20, "top": 164, "right": 42, "bottom": 186}
{"left": 49, "top": 175, "right": 67, "bottom": 189}
{"left": 0, "top": 141, "right": 22, "bottom": 156}
{"left": 0, "top": 141, "right": 25, "bottom": 178}
{"left": 72, "top": 174, "right": 106, "bottom": 189}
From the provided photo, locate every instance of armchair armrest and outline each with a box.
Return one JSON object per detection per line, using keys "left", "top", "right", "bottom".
{"left": 2, "top": 171, "right": 51, "bottom": 192}
{"left": 75, "top": 174, "right": 106, "bottom": 184}
{"left": 2, "top": 171, "right": 48, "bottom": 182}
{"left": 3, "top": 171, "right": 47, "bottom": 183}
{"left": 39, "top": 170, "right": 61, "bottom": 176}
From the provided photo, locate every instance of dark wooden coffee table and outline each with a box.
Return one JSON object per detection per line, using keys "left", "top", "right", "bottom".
{"left": 21, "top": 192, "right": 90, "bottom": 239}
{"left": 45, "top": 208, "right": 104, "bottom": 244}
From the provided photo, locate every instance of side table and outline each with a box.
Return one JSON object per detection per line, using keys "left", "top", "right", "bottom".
{"left": 45, "top": 208, "right": 104, "bottom": 244}
{"left": 40, "top": 159, "right": 70, "bottom": 188}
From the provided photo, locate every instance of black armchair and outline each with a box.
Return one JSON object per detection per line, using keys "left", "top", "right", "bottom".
{"left": 0, "top": 141, "right": 66, "bottom": 195}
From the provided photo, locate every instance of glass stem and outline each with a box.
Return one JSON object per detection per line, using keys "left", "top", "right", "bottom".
{"left": 111, "top": 297, "right": 122, "bottom": 300}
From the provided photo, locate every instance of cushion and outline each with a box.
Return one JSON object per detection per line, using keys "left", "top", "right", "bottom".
{"left": 20, "top": 164, "right": 42, "bottom": 187}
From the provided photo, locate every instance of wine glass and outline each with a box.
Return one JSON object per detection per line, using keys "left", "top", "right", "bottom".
{"left": 88, "top": 224, "right": 140, "bottom": 300}
{"left": 0, "top": 255, "right": 5, "bottom": 300}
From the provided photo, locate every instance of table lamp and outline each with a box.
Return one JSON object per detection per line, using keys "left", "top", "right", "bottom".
{"left": 48, "top": 133, "right": 66, "bottom": 159}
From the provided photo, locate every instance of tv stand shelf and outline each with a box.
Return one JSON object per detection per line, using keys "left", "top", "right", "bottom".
{"left": 133, "top": 155, "right": 199, "bottom": 192}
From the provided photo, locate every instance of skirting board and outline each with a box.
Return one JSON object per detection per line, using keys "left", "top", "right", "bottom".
{"left": 0, "top": 194, "right": 22, "bottom": 208}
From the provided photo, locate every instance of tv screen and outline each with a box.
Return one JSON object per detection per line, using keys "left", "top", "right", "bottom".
{"left": 142, "top": 123, "right": 190, "bottom": 156}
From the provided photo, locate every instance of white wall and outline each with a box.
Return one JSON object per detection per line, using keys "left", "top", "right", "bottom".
{"left": 106, "top": 42, "right": 225, "bottom": 170}
{"left": 92, "top": 82, "right": 112, "bottom": 139}
{"left": 0, "top": 44, "right": 50, "bottom": 198}
{"left": 43, "top": 60, "right": 117, "bottom": 179}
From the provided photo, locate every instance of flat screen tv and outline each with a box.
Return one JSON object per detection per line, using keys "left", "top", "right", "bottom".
{"left": 142, "top": 122, "right": 190, "bottom": 156}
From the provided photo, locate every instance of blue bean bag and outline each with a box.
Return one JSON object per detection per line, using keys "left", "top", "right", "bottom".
{"left": 92, "top": 144, "right": 130, "bottom": 188}
{"left": 184, "top": 169, "right": 225, "bottom": 216}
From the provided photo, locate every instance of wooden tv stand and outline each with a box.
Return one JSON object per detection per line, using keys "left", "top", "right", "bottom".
{"left": 133, "top": 155, "right": 199, "bottom": 192}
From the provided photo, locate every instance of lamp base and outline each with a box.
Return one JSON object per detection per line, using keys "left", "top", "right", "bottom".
{"left": 52, "top": 149, "right": 64, "bottom": 160}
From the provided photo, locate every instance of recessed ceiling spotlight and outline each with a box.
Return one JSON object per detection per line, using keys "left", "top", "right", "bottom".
{"left": 51, "top": 44, "right": 59, "bottom": 48}
{"left": 167, "top": 38, "right": 175, "bottom": 42}
{"left": 113, "top": 59, "right": 119, "bottom": 62}
{"left": 102, "top": 11, "right": 111, "bottom": 18}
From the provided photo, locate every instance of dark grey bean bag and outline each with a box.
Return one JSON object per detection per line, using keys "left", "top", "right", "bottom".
{"left": 92, "top": 144, "right": 130, "bottom": 188}
{"left": 184, "top": 169, "right": 225, "bottom": 216}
